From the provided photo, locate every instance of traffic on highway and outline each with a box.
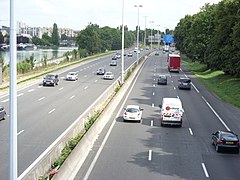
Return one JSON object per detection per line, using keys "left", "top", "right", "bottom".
{"left": 0, "top": 49, "right": 148, "bottom": 179}
{"left": 74, "top": 50, "right": 240, "bottom": 180}
{"left": 1, "top": 49, "right": 240, "bottom": 180}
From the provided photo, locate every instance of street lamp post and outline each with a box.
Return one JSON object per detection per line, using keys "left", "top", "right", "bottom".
{"left": 134, "top": 4, "right": 142, "bottom": 62}
{"left": 157, "top": 25, "right": 160, "bottom": 50}
{"left": 149, "top": 21, "right": 154, "bottom": 50}
{"left": 121, "top": 0, "right": 125, "bottom": 84}
{"left": 143, "top": 16, "right": 147, "bottom": 51}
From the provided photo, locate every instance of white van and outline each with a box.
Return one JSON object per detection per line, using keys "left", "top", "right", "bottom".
{"left": 159, "top": 98, "right": 184, "bottom": 127}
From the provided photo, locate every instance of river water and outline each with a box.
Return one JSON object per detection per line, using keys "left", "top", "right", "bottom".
{"left": 0, "top": 47, "right": 77, "bottom": 64}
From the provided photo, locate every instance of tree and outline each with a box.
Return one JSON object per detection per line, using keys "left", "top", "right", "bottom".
{"left": 52, "top": 23, "right": 60, "bottom": 46}
{"left": 0, "top": 32, "right": 4, "bottom": 43}
{"left": 42, "top": 33, "right": 52, "bottom": 46}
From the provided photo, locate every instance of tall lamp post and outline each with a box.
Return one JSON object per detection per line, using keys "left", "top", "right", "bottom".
{"left": 143, "top": 16, "right": 147, "bottom": 51}
{"left": 149, "top": 21, "right": 154, "bottom": 50}
{"left": 157, "top": 25, "right": 161, "bottom": 50}
{"left": 134, "top": 4, "right": 142, "bottom": 62}
{"left": 9, "top": 0, "right": 18, "bottom": 179}
{"left": 121, "top": 0, "right": 125, "bottom": 84}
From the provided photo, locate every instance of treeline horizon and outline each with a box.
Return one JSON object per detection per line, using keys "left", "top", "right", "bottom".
{"left": 174, "top": 0, "right": 240, "bottom": 77}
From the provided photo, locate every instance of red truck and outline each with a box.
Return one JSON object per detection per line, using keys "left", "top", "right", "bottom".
{"left": 168, "top": 54, "right": 181, "bottom": 72}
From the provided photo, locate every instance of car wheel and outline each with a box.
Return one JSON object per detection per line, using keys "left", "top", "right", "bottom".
{"left": 215, "top": 144, "right": 220, "bottom": 152}
{"left": 236, "top": 148, "right": 239, "bottom": 154}
{"left": 161, "top": 123, "right": 164, "bottom": 127}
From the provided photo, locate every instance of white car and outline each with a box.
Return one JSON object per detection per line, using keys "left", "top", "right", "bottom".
{"left": 103, "top": 71, "right": 114, "bottom": 80}
{"left": 66, "top": 71, "right": 78, "bottom": 81}
{"left": 123, "top": 105, "right": 143, "bottom": 122}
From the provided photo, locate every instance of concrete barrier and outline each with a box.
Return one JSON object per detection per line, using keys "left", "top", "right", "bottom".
{"left": 18, "top": 54, "right": 150, "bottom": 180}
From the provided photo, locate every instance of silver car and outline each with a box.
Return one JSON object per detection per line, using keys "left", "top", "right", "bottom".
{"left": 103, "top": 71, "right": 114, "bottom": 80}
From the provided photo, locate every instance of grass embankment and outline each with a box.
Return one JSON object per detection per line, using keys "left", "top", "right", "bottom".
{"left": 182, "top": 60, "right": 240, "bottom": 108}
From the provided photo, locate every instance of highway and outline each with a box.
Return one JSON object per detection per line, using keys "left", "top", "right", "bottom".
{"left": 0, "top": 50, "right": 148, "bottom": 179}
{"left": 75, "top": 51, "right": 240, "bottom": 180}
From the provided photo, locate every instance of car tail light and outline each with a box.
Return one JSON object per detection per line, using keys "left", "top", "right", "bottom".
{"left": 124, "top": 112, "right": 127, "bottom": 115}
{"left": 218, "top": 140, "right": 224, "bottom": 144}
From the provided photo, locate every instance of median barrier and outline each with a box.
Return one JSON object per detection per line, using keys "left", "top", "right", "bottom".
{"left": 18, "top": 54, "right": 150, "bottom": 180}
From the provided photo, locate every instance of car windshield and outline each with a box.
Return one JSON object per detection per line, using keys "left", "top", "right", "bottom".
{"left": 126, "top": 108, "right": 139, "bottom": 113}
{"left": 221, "top": 133, "right": 238, "bottom": 141}
{"left": 46, "top": 75, "right": 55, "bottom": 79}
{"left": 180, "top": 78, "right": 191, "bottom": 83}
{"left": 159, "top": 75, "right": 166, "bottom": 79}
{"left": 106, "top": 72, "right": 112, "bottom": 75}
{"left": 69, "top": 73, "right": 76, "bottom": 75}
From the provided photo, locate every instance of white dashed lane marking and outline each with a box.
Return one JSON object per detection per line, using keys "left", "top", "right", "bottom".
{"left": 48, "top": 108, "right": 56, "bottom": 114}
{"left": 38, "top": 97, "right": 45, "bottom": 101}
{"left": 28, "top": 89, "right": 35, "bottom": 92}
{"left": 17, "top": 93, "right": 24, "bottom": 97}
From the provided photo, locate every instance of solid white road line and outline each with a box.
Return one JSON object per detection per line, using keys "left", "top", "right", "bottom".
{"left": 192, "top": 83, "right": 200, "bottom": 93}
{"left": 17, "top": 130, "right": 24, "bottom": 136}
{"left": 59, "top": 87, "right": 64, "bottom": 91}
{"left": 201, "top": 96, "right": 231, "bottom": 131}
{"left": 48, "top": 108, "right": 56, "bottom": 114}
{"left": 1, "top": 99, "right": 9, "bottom": 103}
{"left": 201, "top": 163, "right": 209, "bottom": 178}
{"left": 28, "top": 89, "right": 35, "bottom": 92}
{"left": 151, "top": 120, "right": 154, "bottom": 127}
{"left": 148, "top": 150, "right": 152, "bottom": 161}
{"left": 38, "top": 97, "right": 45, "bottom": 101}
{"left": 189, "top": 128, "right": 193, "bottom": 135}
{"left": 70, "top": 95, "right": 75, "bottom": 99}
{"left": 17, "top": 93, "right": 24, "bottom": 97}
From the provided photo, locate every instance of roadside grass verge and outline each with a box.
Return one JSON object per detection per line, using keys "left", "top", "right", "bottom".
{"left": 182, "top": 60, "right": 240, "bottom": 108}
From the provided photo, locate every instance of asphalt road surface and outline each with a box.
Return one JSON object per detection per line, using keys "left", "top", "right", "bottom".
{"left": 75, "top": 51, "right": 240, "bottom": 180}
{"left": 0, "top": 50, "right": 149, "bottom": 179}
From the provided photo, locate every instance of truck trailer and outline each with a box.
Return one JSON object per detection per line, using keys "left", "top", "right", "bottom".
{"left": 168, "top": 54, "right": 181, "bottom": 72}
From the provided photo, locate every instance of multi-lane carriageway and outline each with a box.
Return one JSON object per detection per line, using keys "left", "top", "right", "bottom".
{"left": 0, "top": 51, "right": 144, "bottom": 179}
{"left": 75, "top": 52, "right": 240, "bottom": 180}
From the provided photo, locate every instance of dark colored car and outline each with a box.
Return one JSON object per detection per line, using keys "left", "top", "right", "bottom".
{"left": 155, "top": 51, "right": 159, "bottom": 56}
{"left": 212, "top": 130, "right": 239, "bottom": 153}
{"left": 157, "top": 75, "right": 167, "bottom": 85}
{"left": 178, "top": 78, "right": 191, "bottom": 90}
{"left": 43, "top": 74, "right": 59, "bottom": 86}
{"left": 0, "top": 105, "right": 6, "bottom": 120}
{"left": 96, "top": 67, "right": 106, "bottom": 75}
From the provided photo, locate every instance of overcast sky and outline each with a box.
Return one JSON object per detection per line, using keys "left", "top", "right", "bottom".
{"left": 0, "top": 0, "right": 221, "bottom": 31}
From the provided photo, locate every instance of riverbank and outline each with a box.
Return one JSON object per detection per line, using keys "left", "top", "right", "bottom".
{"left": 0, "top": 51, "right": 114, "bottom": 91}
{"left": 182, "top": 60, "right": 240, "bottom": 108}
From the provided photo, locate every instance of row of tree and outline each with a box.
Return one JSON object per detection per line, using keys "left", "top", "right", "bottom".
{"left": 32, "top": 23, "right": 60, "bottom": 47}
{"left": 174, "top": 0, "right": 240, "bottom": 76}
{"left": 76, "top": 23, "right": 136, "bottom": 55}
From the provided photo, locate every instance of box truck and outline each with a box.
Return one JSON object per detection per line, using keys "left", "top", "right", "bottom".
{"left": 168, "top": 54, "right": 181, "bottom": 72}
